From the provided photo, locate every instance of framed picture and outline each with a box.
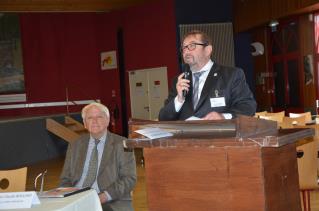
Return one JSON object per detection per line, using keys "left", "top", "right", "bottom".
{"left": 0, "top": 13, "right": 25, "bottom": 95}
{"left": 304, "top": 54, "right": 314, "bottom": 85}
{"left": 101, "top": 51, "right": 117, "bottom": 70}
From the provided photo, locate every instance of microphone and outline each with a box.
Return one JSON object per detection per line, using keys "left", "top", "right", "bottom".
{"left": 182, "top": 64, "right": 190, "bottom": 97}
{"left": 34, "top": 169, "right": 47, "bottom": 193}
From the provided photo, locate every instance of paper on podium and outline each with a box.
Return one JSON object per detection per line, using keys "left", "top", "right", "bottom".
{"left": 134, "top": 127, "right": 173, "bottom": 139}
{"left": 186, "top": 116, "right": 202, "bottom": 121}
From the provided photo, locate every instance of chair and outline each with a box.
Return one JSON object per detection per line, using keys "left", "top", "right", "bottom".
{"left": 259, "top": 111, "right": 285, "bottom": 125}
{"left": 265, "top": 111, "right": 285, "bottom": 118}
{"left": 259, "top": 111, "right": 285, "bottom": 123}
{"left": 0, "top": 167, "right": 27, "bottom": 192}
{"left": 281, "top": 116, "right": 307, "bottom": 128}
{"left": 297, "top": 141, "right": 318, "bottom": 211}
{"left": 281, "top": 116, "right": 318, "bottom": 211}
{"left": 289, "top": 112, "right": 312, "bottom": 123}
{"left": 255, "top": 111, "right": 267, "bottom": 118}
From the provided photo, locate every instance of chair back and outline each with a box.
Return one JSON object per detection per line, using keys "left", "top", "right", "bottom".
{"left": 281, "top": 116, "right": 306, "bottom": 128}
{"left": 281, "top": 116, "right": 318, "bottom": 189}
{"left": 255, "top": 111, "right": 267, "bottom": 118}
{"left": 259, "top": 111, "right": 285, "bottom": 124}
{"left": 297, "top": 141, "right": 318, "bottom": 189}
{"left": 0, "top": 167, "right": 27, "bottom": 192}
{"left": 289, "top": 112, "right": 312, "bottom": 123}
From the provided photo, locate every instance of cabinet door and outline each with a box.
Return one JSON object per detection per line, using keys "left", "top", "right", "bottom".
{"left": 147, "top": 67, "right": 168, "bottom": 120}
{"left": 129, "top": 70, "right": 149, "bottom": 120}
{"left": 129, "top": 67, "right": 168, "bottom": 120}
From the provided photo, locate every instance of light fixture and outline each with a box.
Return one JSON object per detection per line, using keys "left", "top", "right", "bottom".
{"left": 251, "top": 42, "right": 264, "bottom": 56}
{"left": 269, "top": 20, "right": 279, "bottom": 32}
{"left": 269, "top": 20, "right": 279, "bottom": 27}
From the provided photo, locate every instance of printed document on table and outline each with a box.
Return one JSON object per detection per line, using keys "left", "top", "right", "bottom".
{"left": 186, "top": 116, "right": 202, "bottom": 121}
{"left": 134, "top": 127, "right": 173, "bottom": 139}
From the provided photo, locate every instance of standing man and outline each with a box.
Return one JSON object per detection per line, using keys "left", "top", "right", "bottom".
{"left": 60, "top": 102, "right": 136, "bottom": 211}
{"left": 159, "top": 30, "right": 256, "bottom": 120}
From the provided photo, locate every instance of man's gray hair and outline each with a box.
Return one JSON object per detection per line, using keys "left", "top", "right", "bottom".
{"left": 81, "top": 102, "right": 110, "bottom": 119}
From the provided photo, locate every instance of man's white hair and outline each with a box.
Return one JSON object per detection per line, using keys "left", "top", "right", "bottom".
{"left": 81, "top": 102, "right": 110, "bottom": 119}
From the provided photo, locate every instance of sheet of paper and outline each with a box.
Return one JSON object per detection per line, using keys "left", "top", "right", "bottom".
{"left": 0, "top": 191, "right": 40, "bottom": 209}
{"left": 135, "top": 127, "right": 173, "bottom": 139}
{"left": 186, "top": 116, "right": 202, "bottom": 121}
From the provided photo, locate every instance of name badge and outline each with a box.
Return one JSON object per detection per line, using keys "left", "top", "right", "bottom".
{"left": 210, "top": 97, "right": 226, "bottom": 107}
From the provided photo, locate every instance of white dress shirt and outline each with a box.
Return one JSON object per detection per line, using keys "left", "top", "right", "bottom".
{"left": 75, "top": 132, "right": 112, "bottom": 201}
{"left": 174, "top": 60, "right": 232, "bottom": 119}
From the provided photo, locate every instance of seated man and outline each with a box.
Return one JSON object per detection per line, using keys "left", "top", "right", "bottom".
{"left": 60, "top": 102, "right": 136, "bottom": 211}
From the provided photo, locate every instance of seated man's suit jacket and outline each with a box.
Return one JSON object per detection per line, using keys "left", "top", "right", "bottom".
{"left": 60, "top": 132, "right": 136, "bottom": 211}
{"left": 159, "top": 62, "right": 256, "bottom": 120}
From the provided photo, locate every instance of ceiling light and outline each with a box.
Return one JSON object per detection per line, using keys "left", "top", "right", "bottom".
{"left": 269, "top": 20, "right": 279, "bottom": 27}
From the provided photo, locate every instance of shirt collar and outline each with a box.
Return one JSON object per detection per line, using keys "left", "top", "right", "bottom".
{"left": 90, "top": 132, "right": 107, "bottom": 144}
{"left": 192, "top": 59, "right": 214, "bottom": 75}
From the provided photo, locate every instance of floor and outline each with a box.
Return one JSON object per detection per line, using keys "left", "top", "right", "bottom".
{"left": 24, "top": 151, "right": 319, "bottom": 211}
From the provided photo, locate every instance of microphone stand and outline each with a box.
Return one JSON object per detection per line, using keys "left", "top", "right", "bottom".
{"left": 34, "top": 169, "right": 47, "bottom": 194}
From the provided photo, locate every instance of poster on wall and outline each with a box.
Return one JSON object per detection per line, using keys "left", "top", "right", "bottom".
{"left": 101, "top": 51, "right": 117, "bottom": 70}
{"left": 304, "top": 54, "right": 314, "bottom": 85}
{"left": 0, "top": 13, "right": 25, "bottom": 96}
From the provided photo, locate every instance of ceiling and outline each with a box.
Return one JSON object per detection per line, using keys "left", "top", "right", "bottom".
{"left": 0, "top": 0, "right": 153, "bottom": 12}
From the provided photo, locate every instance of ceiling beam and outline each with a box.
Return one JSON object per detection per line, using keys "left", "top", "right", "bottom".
{"left": 0, "top": 0, "right": 149, "bottom": 12}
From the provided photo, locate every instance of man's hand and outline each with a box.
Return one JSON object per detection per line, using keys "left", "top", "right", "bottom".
{"left": 176, "top": 73, "right": 190, "bottom": 102}
{"left": 99, "top": 192, "right": 108, "bottom": 204}
{"left": 202, "top": 111, "right": 225, "bottom": 120}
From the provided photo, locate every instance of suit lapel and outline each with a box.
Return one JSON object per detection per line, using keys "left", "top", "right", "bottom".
{"left": 195, "top": 64, "right": 219, "bottom": 111}
{"left": 75, "top": 136, "right": 90, "bottom": 181}
{"left": 98, "top": 132, "right": 114, "bottom": 175}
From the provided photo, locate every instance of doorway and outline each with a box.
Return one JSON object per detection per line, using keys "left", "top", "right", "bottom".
{"left": 269, "top": 18, "right": 302, "bottom": 113}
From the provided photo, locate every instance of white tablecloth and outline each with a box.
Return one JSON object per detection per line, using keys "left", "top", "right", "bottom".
{"left": 12, "top": 189, "right": 102, "bottom": 211}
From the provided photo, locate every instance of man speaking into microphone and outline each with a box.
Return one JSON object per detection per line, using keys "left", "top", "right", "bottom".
{"left": 158, "top": 30, "right": 256, "bottom": 121}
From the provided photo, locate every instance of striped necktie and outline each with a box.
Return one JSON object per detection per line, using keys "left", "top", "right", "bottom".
{"left": 82, "top": 139, "right": 100, "bottom": 187}
{"left": 193, "top": 71, "right": 204, "bottom": 109}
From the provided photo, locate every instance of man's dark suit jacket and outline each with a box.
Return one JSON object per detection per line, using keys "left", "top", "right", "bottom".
{"left": 158, "top": 63, "right": 256, "bottom": 120}
{"left": 60, "top": 132, "right": 136, "bottom": 211}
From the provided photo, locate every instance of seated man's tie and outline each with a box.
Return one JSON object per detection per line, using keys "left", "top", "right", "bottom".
{"left": 83, "top": 139, "right": 100, "bottom": 187}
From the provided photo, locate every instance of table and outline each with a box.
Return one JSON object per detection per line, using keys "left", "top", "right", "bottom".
{"left": 12, "top": 189, "right": 102, "bottom": 211}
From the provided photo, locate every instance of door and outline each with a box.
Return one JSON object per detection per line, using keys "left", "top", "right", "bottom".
{"left": 269, "top": 19, "right": 302, "bottom": 113}
{"left": 129, "top": 67, "right": 168, "bottom": 120}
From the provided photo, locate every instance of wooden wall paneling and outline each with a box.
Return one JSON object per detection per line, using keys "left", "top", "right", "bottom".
{"left": 0, "top": 0, "right": 149, "bottom": 12}
{"left": 300, "top": 0, "right": 319, "bottom": 8}
{"left": 299, "top": 14, "right": 316, "bottom": 111}
{"left": 251, "top": 26, "right": 272, "bottom": 111}
{"left": 233, "top": 0, "right": 271, "bottom": 32}
{"left": 234, "top": 0, "right": 319, "bottom": 32}
{"left": 270, "top": 0, "right": 300, "bottom": 19}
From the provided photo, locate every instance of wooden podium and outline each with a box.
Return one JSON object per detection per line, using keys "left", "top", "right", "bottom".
{"left": 126, "top": 116, "right": 314, "bottom": 211}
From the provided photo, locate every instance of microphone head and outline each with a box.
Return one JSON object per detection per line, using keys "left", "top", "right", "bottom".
{"left": 182, "top": 63, "right": 190, "bottom": 98}
{"left": 182, "top": 63, "right": 190, "bottom": 72}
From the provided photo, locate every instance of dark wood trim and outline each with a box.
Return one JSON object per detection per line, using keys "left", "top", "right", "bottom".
{"left": 0, "top": 0, "right": 149, "bottom": 12}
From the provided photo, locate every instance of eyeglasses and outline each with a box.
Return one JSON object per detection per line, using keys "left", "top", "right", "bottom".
{"left": 181, "top": 42, "right": 208, "bottom": 52}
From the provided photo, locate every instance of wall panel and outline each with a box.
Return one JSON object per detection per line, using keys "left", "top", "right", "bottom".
{"left": 234, "top": 0, "right": 319, "bottom": 32}
{"left": 299, "top": 14, "right": 316, "bottom": 111}
{"left": 233, "top": 0, "right": 270, "bottom": 32}
{"left": 270, "top": 0, "right": 300, "bottom": 19}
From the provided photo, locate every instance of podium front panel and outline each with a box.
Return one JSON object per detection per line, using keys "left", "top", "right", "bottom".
{"left": 143, "top": 144, "right": 301, "bottom": 211}
{"left": 126, "top": 117, "right": 310, "bottom": 211}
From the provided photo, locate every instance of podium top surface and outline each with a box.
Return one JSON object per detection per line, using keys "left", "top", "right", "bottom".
{"left": 125, "top": 116, "right": 315, "bottom": 148}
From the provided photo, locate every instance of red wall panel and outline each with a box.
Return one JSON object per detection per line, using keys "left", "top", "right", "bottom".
{"left": 1, "top": 0, "right": 179, "bottom": 134}
{"left": 123, "top": 0, "right": 179, "bottom": 118}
